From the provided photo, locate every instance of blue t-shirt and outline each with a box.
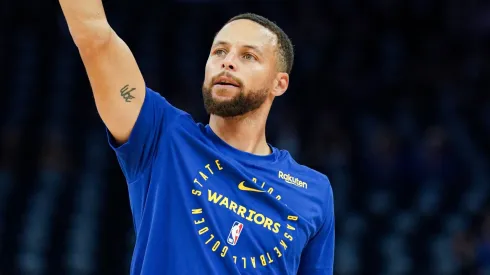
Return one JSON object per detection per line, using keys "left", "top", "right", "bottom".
{"left": 107, "top": 87, "right": 335, "bottom": 275}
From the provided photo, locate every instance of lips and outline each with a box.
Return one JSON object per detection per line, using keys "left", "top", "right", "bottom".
{"left": 213, "top": 76, "right": 240, "bottom": 87}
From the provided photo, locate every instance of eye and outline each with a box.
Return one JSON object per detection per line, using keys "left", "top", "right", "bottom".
{"left": 214, "top": 49, "right": 226, "bottom": 56}
{"left": 243, "top": 53, "right": 256, "bottom": 61}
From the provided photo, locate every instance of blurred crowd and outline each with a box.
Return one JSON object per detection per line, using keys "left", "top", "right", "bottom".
{"left": 1, "top": 0, "right": 490, "bottom": 274}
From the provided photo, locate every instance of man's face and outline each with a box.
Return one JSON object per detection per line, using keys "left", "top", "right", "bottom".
{"left": 202, "top": 19, "right": 279, "bottom": 117}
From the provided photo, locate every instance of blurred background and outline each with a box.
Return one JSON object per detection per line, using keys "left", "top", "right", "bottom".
{"left": 1, "top": 0, "right": 490, "bottom": 274}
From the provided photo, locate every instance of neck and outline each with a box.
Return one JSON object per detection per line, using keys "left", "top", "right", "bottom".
{"left": 209, "top": 108, "right": 271, "bottom": 156}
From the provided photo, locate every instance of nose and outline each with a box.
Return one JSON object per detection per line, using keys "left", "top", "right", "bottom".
{"left": 221, "top": 54, "right": 237, "bottom": 71}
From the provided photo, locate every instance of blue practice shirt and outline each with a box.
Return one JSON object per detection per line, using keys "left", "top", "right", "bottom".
{"left": 107, "top": 87, "right": 335, "bottom": 275}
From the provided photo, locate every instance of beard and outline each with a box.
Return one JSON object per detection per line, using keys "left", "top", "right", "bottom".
{"left": 202, "top": 83, "right": 269, "bottom": 118}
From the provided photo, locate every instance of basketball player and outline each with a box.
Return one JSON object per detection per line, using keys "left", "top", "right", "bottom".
{"left": 59, "top": 0, "right": 335, "bottom": 273}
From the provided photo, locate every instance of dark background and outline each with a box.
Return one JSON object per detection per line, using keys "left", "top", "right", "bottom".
{"left": 1, "top": 0, "right": 490, "bottom": 274}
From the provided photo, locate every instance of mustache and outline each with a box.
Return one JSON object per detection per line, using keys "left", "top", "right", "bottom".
{"left": 211, "top": 72, "right": 243, "bottom": 87}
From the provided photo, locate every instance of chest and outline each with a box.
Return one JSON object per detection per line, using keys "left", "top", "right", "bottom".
{"left": 184, "top": 162, "right": 310, "bottom": 272}
{"left": 154, "top": 133, "right": 315, "bottom": 272}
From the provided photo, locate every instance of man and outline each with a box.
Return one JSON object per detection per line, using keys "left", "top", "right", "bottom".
{"left": 59, "top": 0, "right": 335, "bottom": 273}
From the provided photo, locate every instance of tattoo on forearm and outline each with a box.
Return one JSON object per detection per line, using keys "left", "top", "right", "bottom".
{"left": 120, "top": 85, "right": 136, "bottom": 102}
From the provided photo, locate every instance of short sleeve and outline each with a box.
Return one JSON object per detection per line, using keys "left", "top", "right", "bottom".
{"left": 298, "top": 184, "right": 335, "bottom": 275}
{"left": 107, "top": 87, "right": 185, "bottom": 183}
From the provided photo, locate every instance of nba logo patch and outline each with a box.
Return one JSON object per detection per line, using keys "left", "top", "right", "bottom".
{"left": 227, "top": 221, "right": 244, "bottom": 246}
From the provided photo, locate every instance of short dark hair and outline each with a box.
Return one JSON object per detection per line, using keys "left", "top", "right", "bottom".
{"left": 225, "top": 13, "right": 294, "bottom": 75}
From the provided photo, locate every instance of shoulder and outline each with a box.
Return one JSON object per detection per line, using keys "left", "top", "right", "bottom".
{"left": 145, "top": 87, "right": 191, "bottom": 118}
{"left": 145, "top": 87, "right": 197, "bottom": 130}
{"left": 276, "top": 149, "right": 333, "bottom": 196}
{"left": 275, "top": 149, "right": 334, "bottom": 226}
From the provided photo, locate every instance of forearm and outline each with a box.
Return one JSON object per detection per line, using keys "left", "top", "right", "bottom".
{"left": 58, "top": 0, "right": 146, "bottom": 144}
{"left": 59, "top": 0, "right": 112, "bottom": 47}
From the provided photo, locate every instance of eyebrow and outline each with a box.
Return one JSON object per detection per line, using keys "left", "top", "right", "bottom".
{"left": 212, "top": 40, "right": 263, "bottom": 55}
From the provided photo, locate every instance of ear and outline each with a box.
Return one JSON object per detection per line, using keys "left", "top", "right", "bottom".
{"left": 271, "top": 72, "right": 289, "bottom": 97}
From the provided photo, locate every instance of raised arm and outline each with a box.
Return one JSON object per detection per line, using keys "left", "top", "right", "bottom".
{"left": 59, "top": 0, "right": 145, "bottom": 143}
